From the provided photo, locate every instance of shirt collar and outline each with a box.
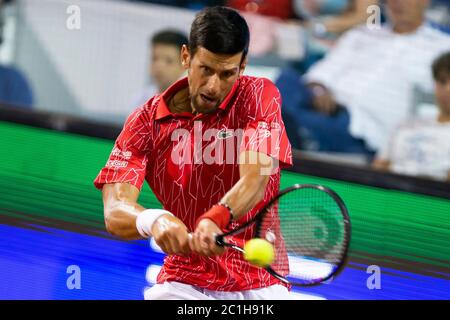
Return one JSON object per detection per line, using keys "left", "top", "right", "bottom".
{"left": 155, "top": 76, "right": 240, "bottom": 121}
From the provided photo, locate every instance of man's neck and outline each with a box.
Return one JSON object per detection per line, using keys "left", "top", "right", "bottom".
{"left": 393, "top": 19, "right": 424, "bottom": 34}
{"left": 169, "top": 87, "right": 193, "bottom": 114}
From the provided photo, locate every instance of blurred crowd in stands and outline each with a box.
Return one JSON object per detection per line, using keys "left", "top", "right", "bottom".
{"left": 0, "top": 0, "right": 33, "bottom": 108}
{"left": 1, "top": 0, "right": 449, "bottom": 181}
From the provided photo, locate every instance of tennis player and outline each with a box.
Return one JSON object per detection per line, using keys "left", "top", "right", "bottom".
{"left": 94, "top": 6, "right": 293, "bottom": 300}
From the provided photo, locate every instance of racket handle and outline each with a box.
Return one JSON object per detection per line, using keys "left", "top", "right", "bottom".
{"left": 188, "top": 233, "right": 225, "bottom": 247}
{"left": 190, "top": 232, "right": 244, "bottom": 254}
{"left": 215, "top": 234, "right": 225, "bottom": 246}
{"left": 188, "top": 232, "right": 231, "bottom": 252}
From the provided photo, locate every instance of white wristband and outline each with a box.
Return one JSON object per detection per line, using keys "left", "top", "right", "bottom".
{"left": 136, "top": 209, "right": 174, "bottom": 239}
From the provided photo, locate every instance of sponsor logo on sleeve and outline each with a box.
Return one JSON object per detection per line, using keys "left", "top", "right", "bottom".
{"left": 106, "top": 160, "right": 128, "bottom": 168}
{"left": 111, "top": 148, "right": 132, "bottom": 160}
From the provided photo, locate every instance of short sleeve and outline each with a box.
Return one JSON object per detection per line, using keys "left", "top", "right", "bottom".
{"left": 93, "top": 106, "right": 153, "bottom": 190}
{"left": 239, "top": 78, "right": 293, "bottom": 169}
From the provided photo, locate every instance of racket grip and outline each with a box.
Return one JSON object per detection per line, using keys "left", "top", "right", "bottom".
{"left": 188, "top": 233, "right": 225, "bottom": 247}
{"left": 188, "top": 232, "right": 227, "bottom": 250}
{"left": 215, "top": 234, "right": 225, "bottom": 246}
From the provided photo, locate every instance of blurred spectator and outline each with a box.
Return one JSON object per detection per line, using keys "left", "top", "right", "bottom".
{"left": 130, "top": 29, "right": 187, "bottom": 109}
{"left": 427, "top": 0, "right": 450, "bottom": 29}
{"left": 373, "top": 52, "right": 450, "bottom": 182}
{"left": 276, "top": 0, "right": 450, "bottom": 157}
{"left": 294, "top": 0, "right": 380, "bottom": 72}
{"left": 0, "top": 0, "right": 33, "bottom": 108}
{"left": 295, "top": 0, "right": 379, "bottom": 36}
{"left": 0, "top": 66, "right": 33, "bottom": 109}
{"left": 227, "top": 0, "right": 295, "bottom": 20}
{"left": 185, "top": 0, "right": 226, "bottom": 10}
{"left": 128, "top": 0, "right": 225, "bottom": 10}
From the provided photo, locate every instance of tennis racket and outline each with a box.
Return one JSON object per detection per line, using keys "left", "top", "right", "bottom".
{"left": 215, "top": 184, "right": 351, "bottom": 286}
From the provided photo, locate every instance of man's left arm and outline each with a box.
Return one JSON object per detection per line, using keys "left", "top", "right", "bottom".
{"left": 190, "top": 151, "right": 274, "bottom": 257}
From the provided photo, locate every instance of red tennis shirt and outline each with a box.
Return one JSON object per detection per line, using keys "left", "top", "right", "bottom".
{"left": 94, "top": 75, "right": 292, "bottom": 291}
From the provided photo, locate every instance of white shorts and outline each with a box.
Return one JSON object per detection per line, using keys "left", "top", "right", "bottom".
{"left": 144, "top": 281, "right": 293, "bottom": 300}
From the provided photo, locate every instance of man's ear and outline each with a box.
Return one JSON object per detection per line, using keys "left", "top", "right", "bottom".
{"left": 239, "top": 56, "right": 248, "bottom": 76}
{"left": 181, "top": 44, "right": 190, "bottom": 70}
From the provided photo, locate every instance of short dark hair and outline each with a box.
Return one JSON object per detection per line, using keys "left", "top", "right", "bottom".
{"left": 151, "top": 29, "right": 188, "bottom": 50}
{"left": 432, "top": 51, "right": 450, "bottom": 81}
{"left": 188, "top": 6, "right": 250, "bottom": 63}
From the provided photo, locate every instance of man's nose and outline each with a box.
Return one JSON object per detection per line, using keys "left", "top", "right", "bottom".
{"left": 205, "top": 74, "right": 220, "bottom": 96}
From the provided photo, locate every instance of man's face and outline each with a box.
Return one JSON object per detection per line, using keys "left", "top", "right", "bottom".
{"left": 385, "top": 0, "right": 429, "bottom": 29}
{"left": 150, "top": 43, "right": 185, "bottom": 92}
{"left": 435, "top": 74, "right": 450, "bottom": 116}
{"left": 182, "top": 46, "right": 246, "bottom": 114}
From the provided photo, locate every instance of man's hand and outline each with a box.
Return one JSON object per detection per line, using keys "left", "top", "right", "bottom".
{"left": 190, "top": 219, "right": 225, "bottom": 257}
{"left": 151, "top": 214, "right": 191, "bottom": 256}
{"left": 308, "top": 83, "right": 337, "bottom": 115}
{"left": 372, "top": 158, "right": 391, "bottom": 171}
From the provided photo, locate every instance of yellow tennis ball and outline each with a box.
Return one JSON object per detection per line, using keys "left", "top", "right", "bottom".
{"left": 244, "top": 238, "right": 274, "bottom": 268}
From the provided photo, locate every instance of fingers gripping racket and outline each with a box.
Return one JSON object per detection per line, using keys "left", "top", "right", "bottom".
{"left": 215, "top": 184, "right": 351, "bottom": 286}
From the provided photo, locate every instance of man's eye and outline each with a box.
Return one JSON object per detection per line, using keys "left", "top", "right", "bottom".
{"left": 202, "top": 66, "right": 212, "bottom": 74}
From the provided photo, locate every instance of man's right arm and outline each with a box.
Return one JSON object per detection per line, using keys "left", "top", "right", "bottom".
{"left": 304, "top": 28, "right": 363, "bottom": 114}
{"left": 102, "top": 182, "right": 145, "bottom": 240}
{"left": 102, "top": 182, "right": 191, "bottom": 255}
